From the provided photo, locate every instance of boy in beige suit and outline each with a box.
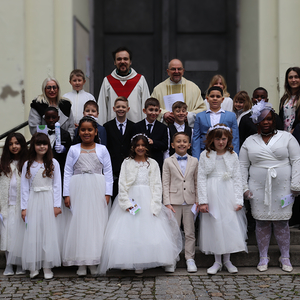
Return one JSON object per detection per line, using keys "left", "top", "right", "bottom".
{"left": 162, "top": 132, "right": 198, "bottom": 273}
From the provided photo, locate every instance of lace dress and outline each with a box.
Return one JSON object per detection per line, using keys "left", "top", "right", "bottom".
{"left": 199, "top": 155, "right": 247, "bottom": 255}
{"left": 62, "top": 149, "right": 108, "bottom": 266}
{"left": 99, "top": 160, "right": 182, "bottom": 274}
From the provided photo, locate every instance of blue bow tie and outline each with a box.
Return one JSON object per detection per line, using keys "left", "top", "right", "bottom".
{"left": 177, "top": 156, "right": 187, "bottom": 161}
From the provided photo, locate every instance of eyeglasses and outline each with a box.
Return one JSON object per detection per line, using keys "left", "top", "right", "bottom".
{"left": 46, "top": 86, "right": 58, "bottom": 90}
{"left": 169, "top": 68, "right": 183, "bottom": 72}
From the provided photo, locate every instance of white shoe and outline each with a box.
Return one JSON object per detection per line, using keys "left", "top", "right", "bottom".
{"left": 165, "top": 265, "right": 175, "bottom": 273}
{"left": 16, "top": 265, "right": 26, "bottom": 275}
{"left": 223, "top": 261, "right": 238, "bottom": 273}
{"left": 257, "top": 256, "right": 270, "bottom": 272}
{"left": 43, "top": 268, "right": 53, "bottom": 279}
{"left": 135, "top": 269, "right": 143, "bottom": 274}
{"left": 30, "top": 270, "right": 39, "bottom": 279}
{"left": 77, "top": 265, "right": 87, "bottom": 276}
{"left": 88, "top": 265, "right": 97, "bottom": 276}
{"left": 3, "top": 264, "right": 14, "bottom": 276}
{"left": 279, "top": 257, "right": 293, "bottom": 273}
{"left": 186, "top": 259, "right": 197, "bottom": 273}
{"left": 207, "top": 262, "right": 222, "bottom": 275}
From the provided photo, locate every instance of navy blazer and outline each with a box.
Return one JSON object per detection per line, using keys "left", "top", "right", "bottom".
{"left": 192, "top": 110, "right": 239, "bottom": 159}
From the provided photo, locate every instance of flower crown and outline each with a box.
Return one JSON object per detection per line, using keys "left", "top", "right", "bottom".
{"left": 207, "top": 125, "right": 231, "bottom": 133}
{"left": 131, "top": 133, "right": 149, "bottom": 142}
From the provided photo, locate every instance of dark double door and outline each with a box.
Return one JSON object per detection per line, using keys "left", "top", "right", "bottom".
{"left": 93, "top": 0, "right": 237, "bottom": 98}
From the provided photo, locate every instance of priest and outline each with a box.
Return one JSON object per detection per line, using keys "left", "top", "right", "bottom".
{"left": 97, "top": 47, "right": 150, "bottom": 124}
{"left": 151, "top": 59, "right": 205, "bottom": 127}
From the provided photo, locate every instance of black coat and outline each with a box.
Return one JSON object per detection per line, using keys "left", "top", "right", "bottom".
{"left": 103, "top": 119, "right": 134, "bottom": 177}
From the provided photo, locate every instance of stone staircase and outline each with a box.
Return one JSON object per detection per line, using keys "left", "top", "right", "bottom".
{"left": 177, "top": 228, "right": 300, "bottom": 268}
{"left": 1, "top": 229, "right": 299, "bottom": 270}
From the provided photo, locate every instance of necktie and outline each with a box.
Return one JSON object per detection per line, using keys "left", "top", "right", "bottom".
{"left": 48, "top": 129, "right": 55, "bottom": 135}
{"left": 177, "top": 156, "right": 187, "bottom": 161}
{"left": 147, "top": 124, "right": 152, "bottom": 135}
{"left": 119, "top": 123, "right": 123, "bottom": 135}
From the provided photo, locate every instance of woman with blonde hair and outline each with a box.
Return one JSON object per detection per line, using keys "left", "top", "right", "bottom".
{"left": 28, "top": 77, "right": 75, "bottom": 139}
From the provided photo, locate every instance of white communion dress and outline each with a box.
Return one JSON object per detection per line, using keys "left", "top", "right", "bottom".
{"left": 0, "top": 161, "right": 25, "bottom": 265}
{"left": 99, "top": 158, "right": 182, "bottom": 274}
{"left": 62, "top": 149, "right": 108, "bottom": 266}
{"left": 198, "top": 151, "right": 247, "bottom": 255}
{"left": 11, "top": 161, "right": 62, "bottom": 271}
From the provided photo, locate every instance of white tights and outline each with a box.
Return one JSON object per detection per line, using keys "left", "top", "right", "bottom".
{"left": 255, "top": 220, "right": 291, "bottom": 266}
{"left": 214, "top": 253, "right": 231, "bottom": 264}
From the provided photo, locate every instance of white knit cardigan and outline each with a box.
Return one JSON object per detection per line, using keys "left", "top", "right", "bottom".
{"left": 0, "top": 162, "right": 21, "bottom": 218}
{"left": 197, "top": 150, "right": 243, "bottom": 206}
{"left": 118, "top": 158, "right": 162, "bottom": 216}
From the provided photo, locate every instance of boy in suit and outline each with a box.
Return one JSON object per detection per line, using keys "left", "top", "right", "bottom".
{"left": 163, "top": 132, "right": 198, "bottom": 273}
{"left": 104, "top": 96, "right": 134, "bottom": 201}
{"left": 132, "top": 98, "right": 168, "bottom": 170}
{"left": 164, "top": 101, "right": 193, "bottom": 158}
{"left": 192, "top": 86, "right": 239, "bottom": 159}
{"left": 44, "top": 107, "right": 72, "bottom": 177}
{"left": 73, "top": 100, "right": 107, "bottom": 146}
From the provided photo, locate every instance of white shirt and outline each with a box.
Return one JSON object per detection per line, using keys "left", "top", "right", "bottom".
{"left": 175, "top": 153, "right": 188, "bottom": 205}
{"left": 145, "top": 119, "right": 156, "bottom": 133}
{"left": 115, "top": 118, "right": 128, "bottom": 135}
{"left": 206, "top": 108, "right": 225, "bottom": 126}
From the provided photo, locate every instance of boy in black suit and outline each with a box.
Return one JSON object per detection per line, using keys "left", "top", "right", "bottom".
{"left": 104, "top": 96, "right": 134, "bottom": 201}
{"left": 132, "top": 97, "right": 168, "bottom": 170}
{"left": 44, "top": 107, "right": 72, "bottom": 177}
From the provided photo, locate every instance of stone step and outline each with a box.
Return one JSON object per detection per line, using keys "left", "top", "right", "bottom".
{"left": 247, "top": 228, "right": 300, "bottom": 245}
{"left": 1, "top": 229, "right": 299, "bottom": 269}
{"left": 178, "top": 245, "right": 300, "bottom": 268}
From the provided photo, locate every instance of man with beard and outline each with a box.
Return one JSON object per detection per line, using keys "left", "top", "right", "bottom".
{"left": 151, "top": 59, "right": 205, "bottom": 127}
{"left": 97, "top": 47, "right": 150, "bottom": 124}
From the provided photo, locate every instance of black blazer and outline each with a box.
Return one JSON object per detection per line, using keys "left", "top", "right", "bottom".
{"left": 104, "top": 119, "right": 135, "bottom": 177}
{"left": 132, "top": 120, "right": 168, "bottom": 170}
{"left": 52, "top": 128, "right": 72, "bottom": 177}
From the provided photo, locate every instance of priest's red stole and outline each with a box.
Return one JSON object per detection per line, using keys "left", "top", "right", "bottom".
{"left": 107, "top": 74, "right": 142, "bottom": 98}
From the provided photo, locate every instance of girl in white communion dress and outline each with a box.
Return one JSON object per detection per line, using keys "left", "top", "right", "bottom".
{"left": 198, "top": 124, "right": 247, "bottom": 275}
{"left": 99, "top": 134, "right": 182, "bottom": 275}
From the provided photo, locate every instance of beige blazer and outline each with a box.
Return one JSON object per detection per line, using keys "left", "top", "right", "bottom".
{"left": 162, "top": 154, "right": 198, "bottom": 205}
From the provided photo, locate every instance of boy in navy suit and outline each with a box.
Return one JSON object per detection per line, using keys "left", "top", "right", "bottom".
{"left": 192, "top": 86, "right": 239, "bottom": 159}
{"left": 133, "top": 98, "right": 168, "bottom": 170}
{"left": 104, "top": 96, "right": 134, "bottom": 201}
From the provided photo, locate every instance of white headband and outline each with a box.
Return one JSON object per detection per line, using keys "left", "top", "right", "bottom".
{"left": 131, "top": 133, "right": 149, "bottom": 142}
{"left": 207, "top": 125, "right": 231, "bottom": 133}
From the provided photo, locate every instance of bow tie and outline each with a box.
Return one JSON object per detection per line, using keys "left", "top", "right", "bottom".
{"left": 48, "top": 129, "right": 55, "bottom": 135}
{"left": 177, "top": 156, "right": 187, "bottom": 161}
